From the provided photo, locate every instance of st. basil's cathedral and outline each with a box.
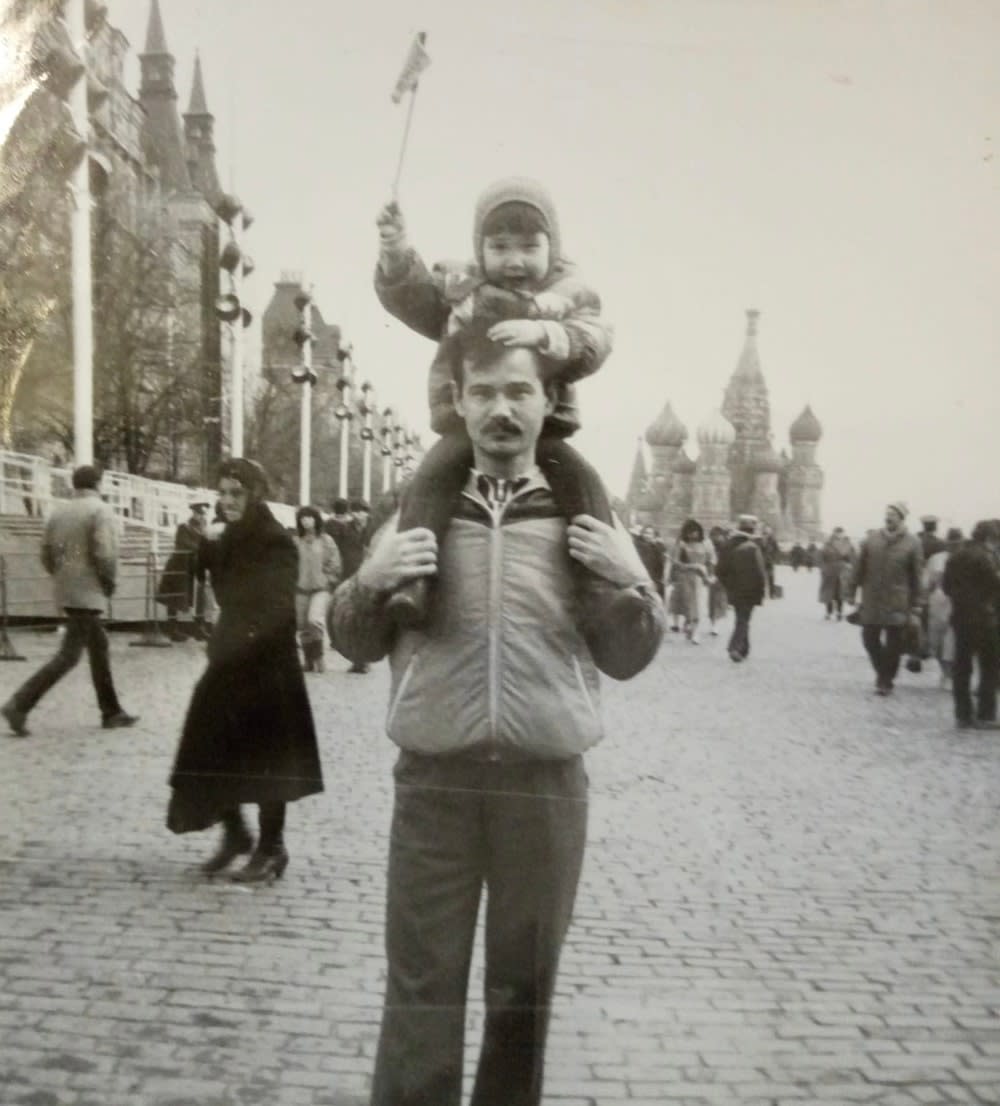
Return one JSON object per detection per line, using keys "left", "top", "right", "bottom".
{"left": 625, "top": 310, "right": 824, "bottom": 543}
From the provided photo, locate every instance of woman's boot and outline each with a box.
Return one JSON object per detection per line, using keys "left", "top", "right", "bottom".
{"left": 202, "top": 810, "right": 254, "bottom": 875}
{"left": 232, "top": 804, "right": 289, "bottom": 883}
{"left": 312, "top": 641, "right": 325, "bottom": 674}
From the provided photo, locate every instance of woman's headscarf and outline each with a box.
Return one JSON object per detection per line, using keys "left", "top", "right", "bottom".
{"left": 218, "top": 458, "right": 270, "bottom": 502}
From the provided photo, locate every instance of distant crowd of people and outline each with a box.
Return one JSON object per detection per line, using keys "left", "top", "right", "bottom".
{"left": 630, "top": 514, "right": 770, "bottom": 661}
{"left": 632, "top": 504, "right": 1000, "bottom": 731}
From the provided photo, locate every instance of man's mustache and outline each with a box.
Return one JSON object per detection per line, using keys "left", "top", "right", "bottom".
{"left": 484, "top": 417, "right": 520, "bottom": 434}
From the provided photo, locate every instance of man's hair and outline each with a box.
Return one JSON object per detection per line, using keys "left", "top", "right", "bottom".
{"left": 737, "top": 514, "right": 758, "bottom": 534}
{"left": 71, "top": 464, "right": 101, "bottom": 490}
{"left": 295, "top": 505, "right": 324, "bottom": 536}
{"left": 446, "top": 319, "right": 559, "bottom": 399}
{"left": 331, "top": 497, "right": 349, "bottom": 514}
{"left": 349, "top": 498, "right": 370, "bottom": 512}
{"left": 480, "top": 201, "right": 550, "bottom": 242}
{"left": 971, "top": 519, "right": 999, "bottom": 544}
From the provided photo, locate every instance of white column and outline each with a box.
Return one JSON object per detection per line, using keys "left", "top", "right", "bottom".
{"left": 229, "top": 216, "right": 244, "bottom": 455}
{"left": 67, "top": 0, "right": 93, "bottom": 465}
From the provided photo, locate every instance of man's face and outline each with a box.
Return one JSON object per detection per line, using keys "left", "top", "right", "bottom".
{"left": 885, "top": 507, "right": 903, "bottom": 532}
{"left": 352, "top": 509, "right": 369, "bottom": 528}
{"left": 642, "top": 526, "right": 655, "bottom": 542}
{"left": 453, "top": 347, "right": 555, "bottom": 470}
{"left": 481, "top": 231, "right": 550, "bottom": 291}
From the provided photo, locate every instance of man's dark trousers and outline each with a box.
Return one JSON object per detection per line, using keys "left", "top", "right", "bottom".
{"left": 861, "top": 625, "right": 905, "bottom": 689}
{"left": 952, "top": 619, "right": 999, "bottom": 723}
{"left": 9, "top": 608, "right": 123, "bottom": 719}
{"left": 728, "top": 601, "right": 755, "bottom": 659}
{"left": 370, "top": 750, "right": 588, "bottom": 1106}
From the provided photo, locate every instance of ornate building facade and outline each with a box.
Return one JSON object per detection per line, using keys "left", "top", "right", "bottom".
{"left": 12, "top": 0, "right": 228, "bottom": 483}
{"left": 627, "top": 310, "right": 824, "bottom": 543}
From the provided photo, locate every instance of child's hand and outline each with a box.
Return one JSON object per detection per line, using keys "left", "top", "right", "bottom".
{"left": 487, "top": 319, "right": 547, "bottom": 348}
{"left": 376, "top": 201, "right": 407, "bottom": 248}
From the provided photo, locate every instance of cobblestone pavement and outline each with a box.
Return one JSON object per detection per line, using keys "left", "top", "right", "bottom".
{"left": 1, "top": 567, "right": 998, "bottom": 1106}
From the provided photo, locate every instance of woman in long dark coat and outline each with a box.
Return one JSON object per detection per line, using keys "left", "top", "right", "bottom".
{"left": 167, "top": 459, "right": 323, "bottom": 882}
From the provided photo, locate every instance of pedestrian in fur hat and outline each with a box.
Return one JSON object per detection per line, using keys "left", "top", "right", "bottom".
{"left": 373, "top": 177, "right": 647, "bottom": 669}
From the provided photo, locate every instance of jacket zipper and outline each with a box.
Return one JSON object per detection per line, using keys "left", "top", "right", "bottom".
{"left": 461, "top": 480, "right": 535, "bottom": 744}
{"left": 487, "top": 508, "right": 504, "bottom": 738}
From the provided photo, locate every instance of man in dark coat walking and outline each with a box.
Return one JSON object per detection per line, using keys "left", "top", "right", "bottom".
{"left": 849, "top": 501, "right": 924, "bottom": 696}
{"left": 326, "top": 498, "right": 372, "bottom": 672}
{"left": 942, "top": 520, "right": 1000, "bottom": 730}
{"left": 715, "top": 514, "right": 767, "bottom": 663}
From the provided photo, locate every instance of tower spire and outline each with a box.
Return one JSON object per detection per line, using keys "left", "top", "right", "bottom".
{"left": 188, "top": 51, "right": 209, "bottom": 115}
{"left": 145, "top": 0, "right": 168, "bottom": 55}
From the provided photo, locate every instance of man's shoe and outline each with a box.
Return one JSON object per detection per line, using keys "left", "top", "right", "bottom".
{"left": 102, "top": 711, "right": 139, "bottom": 729}
{"left": 348, "top": 662, "right": 370, "bottom": 675}
{"left": 1, "top": 701, "right": 29, "bottom": 737}
{"left": 955, "top": 718, "right": 976, "bottom": 730}
{"left": 386, "top": 578, "right": 429, "bottom": 629}
{"left": 974, "top": 719, "right": 1000, "bottom": 730}
{"left": 728, "top": 649, "right": 743, "bottom": 663}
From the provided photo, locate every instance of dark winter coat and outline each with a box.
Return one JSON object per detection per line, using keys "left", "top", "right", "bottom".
{"left": 716, "top": 532, "right": 767, "bottom": 605}
{"left": 850, "top": 527, "right": 923, "bottom": 627}
{"left": 167, "top": 501, "right": 323, "bottom": 833}
{"left": 942, "top": 542, "right": 1000, "bottom": 629}
{"left": 156, "top": 520, "right": 203, "bottom": 614}
{"left": 633, "top": 535, "right": 666, "bottom": 596}
{"left": 325, "top": 515, "right": 366, "bottom": 579}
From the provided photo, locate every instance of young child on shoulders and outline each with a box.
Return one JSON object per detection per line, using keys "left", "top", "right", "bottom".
{"left": 374, "top": 176, "right": 644, "bottom": 638}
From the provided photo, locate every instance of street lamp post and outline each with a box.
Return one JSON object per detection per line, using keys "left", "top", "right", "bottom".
{"left": 291, "top": 287, "right": 316, "bottom": 505}
{"left": 358, "top": 380, "right": 377, "bottom": 505}
{"left": 380, "top": 407, "right": 395, "bottom": 494}
{"left": 214, "top": 194, "right": 253, "bottom": 457}
{"left": 334, "top": 347, "right": 355, "bottom": 499}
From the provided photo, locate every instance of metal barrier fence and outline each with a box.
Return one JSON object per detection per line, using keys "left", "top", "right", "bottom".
{"left": 0, "top": 545, "right": 213, "bottom": 659}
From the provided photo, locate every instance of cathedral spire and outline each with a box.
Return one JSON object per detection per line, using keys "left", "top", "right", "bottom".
{"left": 183, "top": 52, "right": 221, "bottom": 199}
{"left": 187, "top": 51, "right": 209, "bottom": 115}
{"left": 139, "top": 0, "right": 192, "bottom": 194}
{"left": 145, "top": 0, "right": 168, "bottom": 55}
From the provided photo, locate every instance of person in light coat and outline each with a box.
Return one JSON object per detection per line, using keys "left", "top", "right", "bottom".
{"left": 2, "top": 465, "right": 138, "bottom": 736}
{"left": 331, "top": 325, "right": 663, "bottom": 1106}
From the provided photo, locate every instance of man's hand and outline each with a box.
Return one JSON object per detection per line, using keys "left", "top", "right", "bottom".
{"left": 357, "top": 526, "right": 437, "bottom": 593}
{"left": 376, "top": 201, "right": 407, "bottom": 250}
{"left": 487, "top": 319, "right": 547, "bottom": 348}
{"left": 567, "top": 515, "right": 648, "bottom": 587}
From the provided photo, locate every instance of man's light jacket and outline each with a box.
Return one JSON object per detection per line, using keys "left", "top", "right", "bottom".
{"left": 331, "top": 472, "right": 663, "bottom": 761}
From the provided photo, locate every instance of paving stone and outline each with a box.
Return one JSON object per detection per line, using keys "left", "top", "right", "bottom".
{"left": 1, "top": 569, "right": 997, "bottom": 1103}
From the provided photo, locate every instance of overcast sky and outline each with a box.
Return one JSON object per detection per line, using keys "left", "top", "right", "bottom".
{"left": 103, "top": 0, "right": 999, "bottom": 536}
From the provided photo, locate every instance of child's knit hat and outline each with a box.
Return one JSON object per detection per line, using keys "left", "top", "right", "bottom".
{"left": 472, "top": 177, "right": 561, "bottom": 274}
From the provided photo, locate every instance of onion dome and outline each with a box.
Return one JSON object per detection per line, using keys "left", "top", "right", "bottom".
{"left": 696, "top": 409, "right": 736, "bottom": 446}
{"left": 790, "top": 404, "right": 823, "bottom": 443}
{"left": 754, "top": 443, "right": 782, "bottom": 474}
{"left": 644, "top": 402, "right": 687, "bottom": 448}
{"left": 673, "top": 448, "right": 696, "bottom": 475}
